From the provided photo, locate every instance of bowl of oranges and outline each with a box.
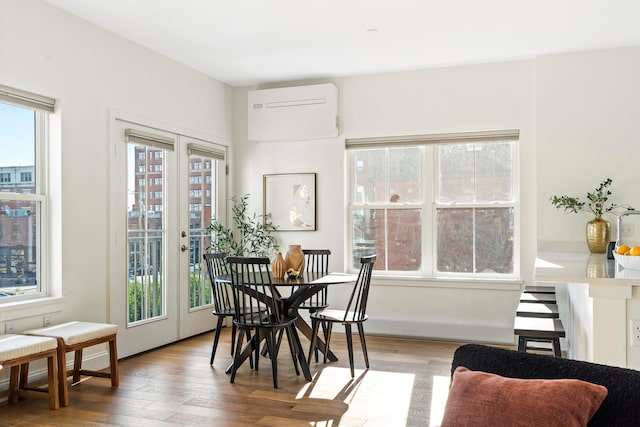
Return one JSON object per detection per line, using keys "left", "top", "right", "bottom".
{"left": 613, "top": 244, "right": 640, "bottom": 270}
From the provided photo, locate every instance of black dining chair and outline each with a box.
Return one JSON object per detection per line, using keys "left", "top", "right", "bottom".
{"left": 299, "top": 249, "right": 331, "bottom": 310}
{"left": 226, "top": 256, "right": 308, "bottom": 388}
{"left": 203, "top": 252, "right": 251, "bottom": 366}
{"left": 307, "top": 255, "right": 376, "bottom": 378}
{"left": 274, "top": 249, "right": 332, "bottom": 361}
{"left": 297, "top": 249, "right": 331, "bottom": 361}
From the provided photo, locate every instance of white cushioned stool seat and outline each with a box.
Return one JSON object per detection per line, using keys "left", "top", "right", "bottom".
{"left": 0, "top": 334, "right": 59, "bottom": 409}
{"left": 26, "top": 321, "right": 119, "bottom": 407}
{"left": 28, "top": 322, "right": 119, "bottom": 346}
{"left": 0, "top": 334, "right": 58, "bottom": 360}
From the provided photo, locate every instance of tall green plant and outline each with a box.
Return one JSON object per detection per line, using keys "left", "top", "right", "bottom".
{"left": 207, "top": 194, "right": 279, "bottom": 257}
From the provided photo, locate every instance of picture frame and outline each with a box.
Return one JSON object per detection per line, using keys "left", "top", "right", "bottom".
{"left": 263, "top": 173, "right": 316, "bottom": 231}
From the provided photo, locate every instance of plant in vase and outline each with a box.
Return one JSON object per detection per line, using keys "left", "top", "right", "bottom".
{"left": 207, "top": 194, "right": 280, "bottom": 258}
{"left": 550, "top": 178, "right": 634, "bottom": 253}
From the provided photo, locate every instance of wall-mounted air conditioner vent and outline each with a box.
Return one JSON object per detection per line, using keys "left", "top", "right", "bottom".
{"left": 248, "top": 83, "right": 339, "bottom": 142}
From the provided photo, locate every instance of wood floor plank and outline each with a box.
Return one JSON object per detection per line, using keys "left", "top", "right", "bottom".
{"left": 0, "top": 328, "right": 488, "bottom": 426}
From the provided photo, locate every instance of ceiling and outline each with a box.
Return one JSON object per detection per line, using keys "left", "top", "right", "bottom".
{"left": 44, "top": 0, "right": 640, "bottom": 87}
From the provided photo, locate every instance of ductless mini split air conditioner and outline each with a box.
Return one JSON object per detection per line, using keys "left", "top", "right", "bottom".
{"left": 248, "top": 83, "right": 339, "bottom": 142}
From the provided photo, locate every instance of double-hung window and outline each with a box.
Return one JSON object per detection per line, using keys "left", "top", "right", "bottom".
{"left": 0, "top": 85, "right": 55, "bottom": 300}
{"left": 347, "top": 130, "right": 519, "bottom": 279}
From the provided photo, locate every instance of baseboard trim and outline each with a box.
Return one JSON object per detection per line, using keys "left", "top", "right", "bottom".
{"left": 363, "top": 318, "right": 516, "bottom": 346}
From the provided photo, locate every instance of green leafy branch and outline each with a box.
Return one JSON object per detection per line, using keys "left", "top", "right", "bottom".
{"left": 550, "top": 178, "right": 634, "bottom": 217}
{"left": 207, "top": 194, "right": 279, "bottom": 257}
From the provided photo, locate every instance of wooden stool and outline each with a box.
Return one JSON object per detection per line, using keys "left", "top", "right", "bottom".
{"left": 514, "top": 316, "right": 565, "bottom": 357}
{"left": 0, "top": 334, "right": 59, "bottom": 409}
{"left": 26, "top": 322, "right": 118, "bottom": 406}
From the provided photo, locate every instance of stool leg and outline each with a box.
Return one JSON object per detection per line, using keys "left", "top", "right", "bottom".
{"left": 9, "top": 365, "right": 19, "bottom": 404}
{"left": 55, "top": 338, "right": 70, "bottom": 407}
{"left": 517, "top": 336, "right": 526, "bottom": 352}
{"left": 19, "top": 362, "right": 29, "bottom": 391}
{"left": 47, "top": 354, "right": 60, "bottom": 410}
{"left": 552, "top": 338, "right": 562, "bottom": 357}
{"left": 109, "top": 337, "right": 119, "bottom": 387}
{"left": 73, "top": 349, "right": 83, "bottom": 383}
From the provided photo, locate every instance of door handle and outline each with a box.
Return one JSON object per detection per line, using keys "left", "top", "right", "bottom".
{"left": 181, "top": 245, "right": 188, "bottom": 252}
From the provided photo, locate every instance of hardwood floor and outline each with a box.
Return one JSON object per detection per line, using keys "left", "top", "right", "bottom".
{"left": 0, "top": 329, "right": 469, "bottom": 426}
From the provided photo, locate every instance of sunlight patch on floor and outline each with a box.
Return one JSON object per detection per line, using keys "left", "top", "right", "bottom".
{"left": 430, "top": 375, "right": 451, "bottom": 427}
{"left": 295, "top": 367, "right": 415, "bottom": 426}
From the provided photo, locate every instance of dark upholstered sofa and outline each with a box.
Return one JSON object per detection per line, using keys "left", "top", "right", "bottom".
{"left": 450, "top": 344, "right": 640, "bottom": 426}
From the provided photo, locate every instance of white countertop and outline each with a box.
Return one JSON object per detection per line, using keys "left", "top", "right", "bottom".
{"left": 535, "top": 242, "right": 640, "bottom": 297}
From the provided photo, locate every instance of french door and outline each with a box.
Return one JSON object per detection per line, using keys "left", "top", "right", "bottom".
{"left": 109, "top": 117, "right": 227, "bottom": 357}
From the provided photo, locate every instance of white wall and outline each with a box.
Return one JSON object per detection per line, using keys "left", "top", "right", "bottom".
{"left": 0, "top": 0, "right": 233, "bottom": 334}
{"left": 234, "top": 61, "right": 537, "bottom": 344}
{"left": 537, "top": 47, "right": 640, "bottom": 244}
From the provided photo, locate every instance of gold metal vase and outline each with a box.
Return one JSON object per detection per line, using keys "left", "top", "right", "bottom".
{"left": 586, "top": 216, "right": 610, "bottom": 253}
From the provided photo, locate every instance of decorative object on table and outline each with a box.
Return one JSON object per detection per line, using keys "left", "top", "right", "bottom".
{"left": 586, "top": 216, "right": 611, "bottom": 254}
{"left": 550, "top": 178, "right": 635, "bottom": 253}
{"left": 286, "top": 268, "right": 300, "bottom": 279}
{"left": 271, "top": 252, "right": 288, "bottom": 279}
{"left": 263, "top": 173, "right": 316, "bottom": 231}
{"left": 285, "top": 244, "right": 305, "bottom": 272}
{"left": 207, "top": 194, "right": 279, "bottom": 257}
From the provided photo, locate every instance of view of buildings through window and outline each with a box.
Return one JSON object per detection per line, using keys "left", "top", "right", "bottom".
{"left": 0, "top": 102, "right": 41, "bottom": 298}
{"left": 436, "top": 142, "right": 515, "bottom": 275}
{"left": 127, "top": 145, "right": 165, "bottom": 322}
{"left": 127, "top": 147, "right": 214, "bottom": 268}
{"left": 126, "top": 142, "right": 216, "bottom": 322}
{"left": 349, "top": 139, "right": 517, "bottom": 277}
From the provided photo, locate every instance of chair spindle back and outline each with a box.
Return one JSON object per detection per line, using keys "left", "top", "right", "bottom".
{"left": 304, "top": 249, "right": 331, "bottom": 273}
{"left": 301, "top": 249, "right": 331, "bottom": 309}
{"left": 226, "top": 256, "right": 280, "bottom": 325}
{"left": 203, "top": 252, "right": 232, "bottom": 314}
{"left": 343, "top": 255, "right": 376, "bottom": 322}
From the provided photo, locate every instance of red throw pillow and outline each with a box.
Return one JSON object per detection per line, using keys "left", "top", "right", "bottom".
{"left": 441, "top": 366, "right": 608, "bottom": 427}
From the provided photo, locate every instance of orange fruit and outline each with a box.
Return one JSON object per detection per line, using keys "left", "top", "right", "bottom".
{"left": 618, "top": 244, "right": 631, "bottom": 255}
{"left": 630, "top": 246, "right": 640, "bottom": 256}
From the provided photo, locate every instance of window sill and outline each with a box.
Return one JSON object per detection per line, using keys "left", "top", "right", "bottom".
{"left": 371, "top": 275, "right": 522, "bottom": 291}
{"left": 0, "top": 296, "right": 65, "bottom": 321}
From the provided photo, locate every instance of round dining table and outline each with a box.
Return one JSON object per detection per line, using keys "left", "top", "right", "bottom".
{"left": 217, "top": 271, "right": 358, "bottom": 379}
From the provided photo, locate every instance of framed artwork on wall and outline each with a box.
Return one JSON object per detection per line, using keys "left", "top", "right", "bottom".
{"left": 263, "top": 173, "right": 316, "bottom": 231}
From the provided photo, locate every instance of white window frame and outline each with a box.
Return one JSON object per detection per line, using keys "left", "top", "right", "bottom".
{"left": 346, "top": 130, "right": 520, "bottom": 281}
{"left": 0, "top": 86, "right": 54, "bottom": 304}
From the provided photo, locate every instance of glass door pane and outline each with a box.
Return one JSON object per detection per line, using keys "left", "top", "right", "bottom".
{"left": 188, "top": 154, "right": 217, "bottom": 309}
{"left": 127, "top": 145, "right": 166, "bottom": 324}
{"left": 178, "top": 137, "right": 226, "bottom": 339}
